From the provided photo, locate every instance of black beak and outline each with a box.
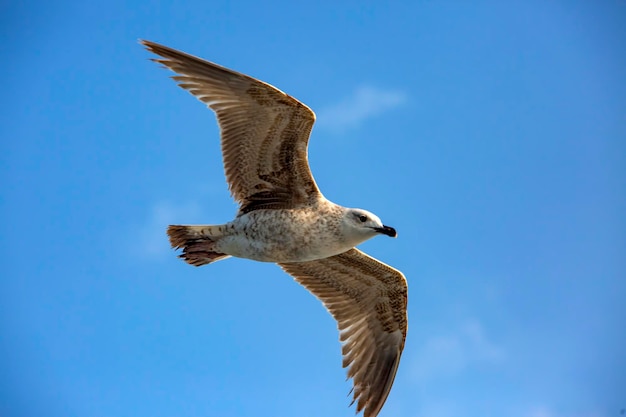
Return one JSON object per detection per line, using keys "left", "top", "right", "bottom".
{"left": 376, "top": 225, "right": 397, "bottom": 238}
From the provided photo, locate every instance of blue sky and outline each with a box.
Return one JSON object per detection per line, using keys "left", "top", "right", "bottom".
{"left": 2, "top": 1, "right": 625, "bottom": 417}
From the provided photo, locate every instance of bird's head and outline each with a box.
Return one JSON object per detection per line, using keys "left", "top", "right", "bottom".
{"left": 341, "top": 208, "right": 397, "bottom": 245}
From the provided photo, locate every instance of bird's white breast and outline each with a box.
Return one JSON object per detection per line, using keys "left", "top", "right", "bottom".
{"left": 214, "top": 205, "right": 353, "bottom": 263}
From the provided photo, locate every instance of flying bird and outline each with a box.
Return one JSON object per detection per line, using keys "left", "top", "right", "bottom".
{"left": 142, "top": 40, "right": 408, "bottom": 417}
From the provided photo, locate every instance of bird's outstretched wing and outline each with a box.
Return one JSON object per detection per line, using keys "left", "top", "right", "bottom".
{"left": 142, "top": 40, "right": 320, "bottom": 213}
{"left": 279, "top": 248, "right": 408, "bottom": 417}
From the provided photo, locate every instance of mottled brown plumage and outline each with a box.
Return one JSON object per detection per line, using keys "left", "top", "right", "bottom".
{"left": 280, "top": 249, "right": 407, "bottom": 417}
{"left": 143, "top": 41, "right": 319, "bottom": 214}
{"left": 142, "top": 39, "right": 408, "bottom": 417}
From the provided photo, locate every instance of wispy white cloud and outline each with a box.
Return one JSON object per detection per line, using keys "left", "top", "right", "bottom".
{"left": 316, "top": 86, "right": 407, "bottom": 132}
{"left": 133, "top": 200, "right": 204, "bottom": 259}
{"left": 410, "top": 318, "right": 505, "bottom": 382}
{"left": 526, "top": 406, "right": 556, "bottom": 417}
{"left": 408, "top": 403, "right": 611, "bottom": 417}
{"left": 523, "top": 406, "right": 609, "bottom": 417}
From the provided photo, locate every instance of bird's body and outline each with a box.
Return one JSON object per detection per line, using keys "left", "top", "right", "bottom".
{"left": 142, "top": 40, "right": 408, "bottom": 417}
{"left": 179, "top": 201, "right": 344, "bottom": 263}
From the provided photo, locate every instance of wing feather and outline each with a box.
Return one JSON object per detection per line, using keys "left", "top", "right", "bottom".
{"left": 142, "top": 40, "right": 320, "bottom": 212}
{"left": 279, "top": 248, "right": 408, "bottom": 417}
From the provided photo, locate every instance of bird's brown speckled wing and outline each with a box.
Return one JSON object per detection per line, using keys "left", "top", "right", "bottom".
{"left": 142, "top": 40, "right": 320, "bottom": 213}
{"left": 279, "top": 248, "right": 408, "bottom": 417}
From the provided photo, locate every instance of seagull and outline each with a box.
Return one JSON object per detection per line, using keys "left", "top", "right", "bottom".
{"left": 142, "top": 40, "right": 408, "bottom": 417}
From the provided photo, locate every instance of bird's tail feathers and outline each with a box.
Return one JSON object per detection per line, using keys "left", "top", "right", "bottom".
{"left": 167, "top": 225, "right": 230, "bottom": 267}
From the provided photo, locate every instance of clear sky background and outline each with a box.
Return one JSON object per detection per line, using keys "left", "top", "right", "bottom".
{"left": 2, "top": 1, "right": 625, "bottom": 417}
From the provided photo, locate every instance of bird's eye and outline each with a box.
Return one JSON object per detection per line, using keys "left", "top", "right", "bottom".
{"left": 358, "top": 215, "right": 368, "bottom": 223}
